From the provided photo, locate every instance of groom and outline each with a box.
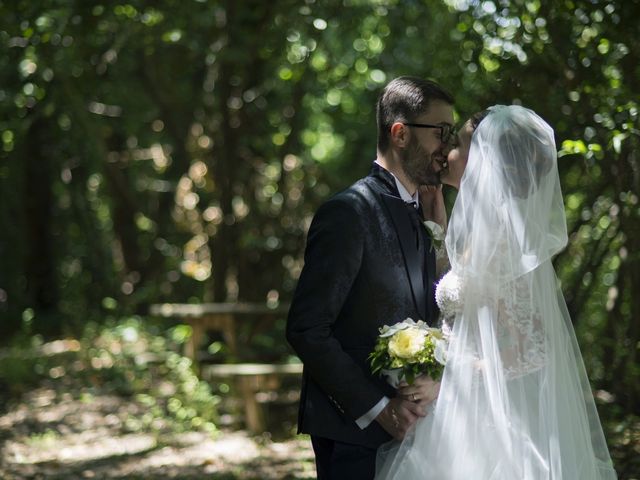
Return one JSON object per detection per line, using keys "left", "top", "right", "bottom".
{"left": 286, "top": 76, "right": 454, "bottom": 479}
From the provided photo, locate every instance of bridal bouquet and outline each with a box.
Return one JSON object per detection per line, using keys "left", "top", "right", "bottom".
{"left": 369, "top": 318, "right": 448, "bottom": 387}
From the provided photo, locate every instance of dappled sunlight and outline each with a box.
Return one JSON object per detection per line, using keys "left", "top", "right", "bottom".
{"left": 1, "top": 0, "right": 638, "bottom": 478}
{"left": 0, "top": 386, "right": 314, "bottom": 479}
{"left": 0, "top": 326, "right": 314, "bottom": 479}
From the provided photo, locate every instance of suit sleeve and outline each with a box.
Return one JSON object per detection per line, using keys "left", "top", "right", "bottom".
{"left": 286, "top": 196, "right": 385, "bottom": 421}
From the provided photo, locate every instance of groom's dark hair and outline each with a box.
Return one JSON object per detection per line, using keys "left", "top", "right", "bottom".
{"left": 376, "top": 76, "right": 454, "bottom": 153}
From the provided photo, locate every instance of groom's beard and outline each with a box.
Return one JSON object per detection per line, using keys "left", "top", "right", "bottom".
{"left": 403, "top": 137, "right": 442, "bottom": 186}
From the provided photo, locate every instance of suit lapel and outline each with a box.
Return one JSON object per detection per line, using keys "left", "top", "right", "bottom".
{"left": 380, "top": 194, "right": 427, "bottom": 321}
{"left": 366, "top": 163, "right": 430, "bottom": 321}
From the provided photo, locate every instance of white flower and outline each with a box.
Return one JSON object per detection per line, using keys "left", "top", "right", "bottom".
{"left": 388, "top": 327, "right": 427, "bottom": 359}
{"left": 434, "top": 337, "right": 448, "bottom": 365}
{"left": 371, "top": 317, "right": 449, "bottom": 387}
{"left": 423, "top": 221, "right": 445, "bottom": 242}
{"left": 379, "top": 317, "right": 427, "bottom": 337}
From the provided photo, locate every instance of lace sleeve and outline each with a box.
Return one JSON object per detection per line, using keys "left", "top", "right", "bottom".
{"left": 495, "top": 275, "right": 546, "bottom": 379}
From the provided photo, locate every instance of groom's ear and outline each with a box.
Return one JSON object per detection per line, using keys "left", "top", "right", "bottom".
{"left": 390, "top": 122, "right": 409, "bottom": 148}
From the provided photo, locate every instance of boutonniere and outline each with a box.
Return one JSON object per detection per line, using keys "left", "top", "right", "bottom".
{"left": 422, "top": 221, "right": 445, "bottom": 251}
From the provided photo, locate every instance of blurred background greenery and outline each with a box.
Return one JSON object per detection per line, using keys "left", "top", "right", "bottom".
{"left": 0, "top": 0, "right": 638, "bottom": 477}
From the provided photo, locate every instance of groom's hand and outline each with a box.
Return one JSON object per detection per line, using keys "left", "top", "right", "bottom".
{"left": 419, "top": 184, "right": 446, "bottom": 229}
{"left": 398, "top": 375, "right": 441, "bottom": 414}
{"left": 375, "top": 397, "right": 426, "bottom": 440}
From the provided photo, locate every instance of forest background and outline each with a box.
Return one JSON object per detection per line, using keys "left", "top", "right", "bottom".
{"left": 0, "top": 0, "right": 638, "bottom": 478}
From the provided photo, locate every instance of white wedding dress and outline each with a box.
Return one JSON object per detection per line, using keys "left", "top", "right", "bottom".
{"left": 375, "top": 106, "right": 617, "bottom": 480}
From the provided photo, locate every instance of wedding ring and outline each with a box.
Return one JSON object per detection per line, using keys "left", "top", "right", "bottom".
{"left": 391, "top": 408, "right": 400, "bottom": 428}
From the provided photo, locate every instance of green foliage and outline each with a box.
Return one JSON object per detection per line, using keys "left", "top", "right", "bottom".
{"left": 368, "top": 330, "right": 445, "bottom": 384}
{"left": 0, "top": 0, "right": 639, "bottom": 474}
{"left": 0, "top": 334, "right": 47, "bottom": 391}
{"left": 80, "top": 317, "right": 219, "bottom": 433}
{"left": 0, "top": 317, "right": 220, "bottom": 435}
{"left": 25, "top": 428, "right": 60, "bottom": 448}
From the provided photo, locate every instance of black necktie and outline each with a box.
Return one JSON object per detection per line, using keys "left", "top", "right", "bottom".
{"left": 405, "top": 201, "right": 423, "bottom": 250}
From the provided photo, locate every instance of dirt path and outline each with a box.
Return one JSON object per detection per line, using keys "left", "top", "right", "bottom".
{"left": 0, "top": 385, "right": 315, "bottom": 479}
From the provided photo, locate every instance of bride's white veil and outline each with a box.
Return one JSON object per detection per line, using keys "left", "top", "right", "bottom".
{"left": 447, "top": 104, "right": 567, "bottom": 280}
{"left": 376, "top": 105, "right": 617, "bottom": 479}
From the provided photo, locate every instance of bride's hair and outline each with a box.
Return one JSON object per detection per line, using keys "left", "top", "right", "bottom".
{"left": 478, "top": 106, "right": 555, "bottom": 199}
{"left": 448, "top": 105, "right": 567, "bottom": 280}
{"left": 469, "top": 109, "right": 490, "bottom": 130}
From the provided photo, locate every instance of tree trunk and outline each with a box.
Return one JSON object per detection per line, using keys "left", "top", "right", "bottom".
{"left": 24, "top": 116, "right": 59, "bottom": 335}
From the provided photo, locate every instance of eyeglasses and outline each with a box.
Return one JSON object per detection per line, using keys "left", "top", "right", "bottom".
{"left": 403, "top": 122, "right": 456, "bottom": 144}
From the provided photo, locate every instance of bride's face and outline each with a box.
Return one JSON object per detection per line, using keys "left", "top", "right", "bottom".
{"left": 441, "top": 120, "right": 474, "bottom": 190}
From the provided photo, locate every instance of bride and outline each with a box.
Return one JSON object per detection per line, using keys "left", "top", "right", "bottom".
{"left": 376, "top": 105, "right": 618, "bottom": 479}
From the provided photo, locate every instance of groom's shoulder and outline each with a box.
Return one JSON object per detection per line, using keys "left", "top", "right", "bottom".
{"left": 322, "top": 177, "right": 376, "bottom": 213}
{"left": 313, "top": 177, "right": 375, "bottom": 224}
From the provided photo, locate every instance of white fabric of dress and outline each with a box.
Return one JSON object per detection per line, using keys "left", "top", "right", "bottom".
{"left": 376, "top": 105, "right": 617, "bottom": 480}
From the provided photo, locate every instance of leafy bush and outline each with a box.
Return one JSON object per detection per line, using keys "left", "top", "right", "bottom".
{"left": 0, "top": 316, "right": 220, "bottom": 434}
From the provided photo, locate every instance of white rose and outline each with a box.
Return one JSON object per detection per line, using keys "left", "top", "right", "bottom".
{"left": 423, "top": 220, "right": 445, "bottom": 241}
{"left": 388, "top": 327, "right": 426, "bottom": 359}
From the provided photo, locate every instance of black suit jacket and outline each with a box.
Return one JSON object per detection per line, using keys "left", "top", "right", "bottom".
{"left": 286, "top": 163, "right": 438, "bottom": 448}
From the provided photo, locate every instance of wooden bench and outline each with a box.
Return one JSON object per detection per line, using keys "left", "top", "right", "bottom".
{"left": 202, "top": 362, "right": 303, "bottom": 433}
{"left": 149, "top": 302, "right": 290, "bottom": 370}
{"left": 149, "top": 302, "right": 300, "bottom": 433}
